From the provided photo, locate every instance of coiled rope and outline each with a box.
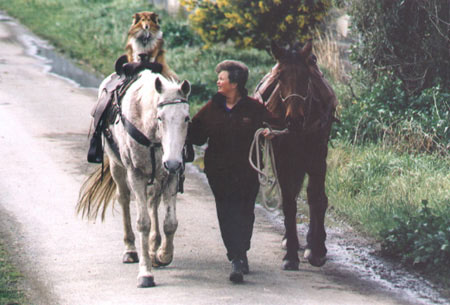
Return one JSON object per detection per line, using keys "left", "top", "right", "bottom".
{"left": 249, "top": 127, "right": 288, "bottom": 211}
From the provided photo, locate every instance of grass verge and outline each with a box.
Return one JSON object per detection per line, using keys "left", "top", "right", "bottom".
{"left": 0, "top": 240, "right": 26, "bottom": 305}
{"left": 326, "top": 142, "right": 450, "bottom": 283}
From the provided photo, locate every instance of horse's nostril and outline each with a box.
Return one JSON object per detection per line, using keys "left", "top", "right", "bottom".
{"left": 164, "top": 161, "right": 181, "bottom": 173}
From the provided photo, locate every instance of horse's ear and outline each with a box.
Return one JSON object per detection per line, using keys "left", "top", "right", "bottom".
{"left": 180, "top": 80, "right": 191, "bottom": 97}
{"left": 270, "top": 41, "right": 285, "bottom": 61}
{"left": 155, "top": 77, "right": 163, "bottom": 94}
{"left": 299, "top": 39, "right": 313, "bottom": 58}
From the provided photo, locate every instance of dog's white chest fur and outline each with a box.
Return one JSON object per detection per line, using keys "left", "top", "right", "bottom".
{"left": 130, "top": 31, "right": 163, "bottom": 62}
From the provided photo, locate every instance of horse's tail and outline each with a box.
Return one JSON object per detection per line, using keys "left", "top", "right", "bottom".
{"left": 76, "top": 157, "right": 116, "bottom": 221}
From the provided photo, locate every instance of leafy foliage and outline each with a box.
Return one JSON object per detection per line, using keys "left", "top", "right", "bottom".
{"left": 380, "top": 200, "right": 450, "bottom": 273}
{"left": 350, "top": 0, "right": 449, "bottom": 95}
{"left": 334, "top": 72, "right": 450, "bottom": 153}
{"left": 180, "top": 0, "right": 332, "bottom": 50}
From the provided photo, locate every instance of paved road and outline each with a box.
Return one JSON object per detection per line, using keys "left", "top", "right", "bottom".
{"left": 0, "top": 14, "right": 427, "bottom": 305}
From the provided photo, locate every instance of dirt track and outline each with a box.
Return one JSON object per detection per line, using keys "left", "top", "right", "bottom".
{"left": 0, "top": 13, "right": 445, "bottom": 305}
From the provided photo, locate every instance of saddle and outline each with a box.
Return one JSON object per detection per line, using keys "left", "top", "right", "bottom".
{"left": 87, "top": 54, "right": 163, "bottom": 163}
{"left": 87, "top": 54, "right": 194, "bottom": 171}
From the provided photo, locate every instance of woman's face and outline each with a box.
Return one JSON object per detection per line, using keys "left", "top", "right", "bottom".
{"left": 217, "top": 71, "right": 237, "bottom": 96}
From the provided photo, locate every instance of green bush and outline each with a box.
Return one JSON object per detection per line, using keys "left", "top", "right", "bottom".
{"left": 380, "top": 200, "right": 450, "bottom": 273}
{"left": 334, "top": 72, "right": 450, "bottom": 152}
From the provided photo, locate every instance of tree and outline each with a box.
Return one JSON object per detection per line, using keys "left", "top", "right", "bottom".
{"left": 350, "top": 0, "right": 449, "bottom": 95}
{"left": 180, "top": 0, "right": 332, "bottom": 50}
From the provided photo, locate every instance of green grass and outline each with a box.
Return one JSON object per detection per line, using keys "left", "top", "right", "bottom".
{"left": 326, "top": 142, "right": 450, "bottom": 278}
{"left": 327, "top": 142, "right": 450, "bottom": 234}
{"left": 0, "top": 0, "right": 152, "bottom": 76}
{"left": 0, "top": 240, "right": 26, "bottom": 305}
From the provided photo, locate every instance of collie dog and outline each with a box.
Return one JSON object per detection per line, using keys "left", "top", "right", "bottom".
{"left": 125, "top": 11, "right": 177, "bottom": 80}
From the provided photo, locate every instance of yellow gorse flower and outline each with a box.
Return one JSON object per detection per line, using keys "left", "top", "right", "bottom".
{"left": 285, "top": 15, "right": 294, "bottom": 24}
{"left": 243, "top": 37, "right": 252, "bottom": 46}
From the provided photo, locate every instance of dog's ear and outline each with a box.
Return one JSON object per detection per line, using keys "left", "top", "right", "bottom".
{"left": 155, "top": 77, "right": 163, "bottom": 94}
{"left": 150, "top": 13, "right": 159, "bottom": 25}
{"left": 132, "top": 13, "right": 141, "bottom": 25}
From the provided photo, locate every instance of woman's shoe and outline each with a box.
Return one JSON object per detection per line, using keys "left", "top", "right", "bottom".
{"left": 229, "top": 259, "right": 244, "bottom": 283}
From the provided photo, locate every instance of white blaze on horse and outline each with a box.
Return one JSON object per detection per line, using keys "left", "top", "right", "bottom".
{"left": 77, "top": 70, "right": 191, "bottom": 288}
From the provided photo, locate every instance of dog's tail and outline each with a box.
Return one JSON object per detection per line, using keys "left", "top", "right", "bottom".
{"left": 76, "top": 157, "right": 116, "bottom": 221}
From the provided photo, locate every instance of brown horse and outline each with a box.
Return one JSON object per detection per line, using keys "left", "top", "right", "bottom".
{"left": 254, "top": 40, "right": 338, "bottom": 270}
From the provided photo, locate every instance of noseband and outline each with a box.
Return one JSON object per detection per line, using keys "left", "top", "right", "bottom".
{"left": 279, "top": 92, "right": 308, "bottom": 104}
{"left": 157, "top": 98, "right": 189, "bottom": 108}
{"left": 279, "top": 81, "right": 310, "bottom": 104}
{"left": 279, "top": 82, "right": 313, "bottom": 131}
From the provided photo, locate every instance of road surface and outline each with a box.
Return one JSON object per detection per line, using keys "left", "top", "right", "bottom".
{"left": 0, "top": 13, "right": 441, "bottom": 305}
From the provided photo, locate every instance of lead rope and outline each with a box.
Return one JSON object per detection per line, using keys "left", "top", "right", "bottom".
{"left": 249, "top": 127, "right": 288, "bottom": 211}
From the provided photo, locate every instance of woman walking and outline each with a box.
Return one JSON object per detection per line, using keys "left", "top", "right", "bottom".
{"left": 188, "top": 60, "right": 279, "bottom": 283}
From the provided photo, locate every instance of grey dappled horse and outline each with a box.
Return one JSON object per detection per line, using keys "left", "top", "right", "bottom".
{"left": 77, "top": 70, "right": 191, "bottom": 287}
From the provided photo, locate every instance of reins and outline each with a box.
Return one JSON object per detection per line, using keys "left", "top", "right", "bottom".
{"left": 248, "top": 125, "right": 288, "bottom": 211}
{"left": 109, "top": 79, "right": 188, "bottom": 186}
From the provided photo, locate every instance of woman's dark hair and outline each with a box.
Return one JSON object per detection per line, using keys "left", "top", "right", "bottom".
{"left": 215, "top": 60, "right": 249, "bottom": 96}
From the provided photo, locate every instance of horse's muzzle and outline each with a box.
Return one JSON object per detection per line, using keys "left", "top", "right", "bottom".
{"left": 286, "top": 117, "right": 304, "bottom": 133}
{"left": 164, "top": 160, "right": 182, "bottom": 174}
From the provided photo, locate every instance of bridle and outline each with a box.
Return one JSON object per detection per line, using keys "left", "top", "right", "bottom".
{"left": 108, "top": 95, "right": 189, "bottom": 185}
{"left": 279, "top": 81, "right": 313, "bottom": 131}
{"left": 157, "top": 98, "right": 189, "bottom": 108}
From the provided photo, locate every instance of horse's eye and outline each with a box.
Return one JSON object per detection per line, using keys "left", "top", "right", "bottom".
{"left": 311, "top": 54, "right": 317, "bottom": 64}
{"left": 157, "top": 116, "right": 162, "bottom": 122}
{"left": 185, "top": 116, "right": 190, "bottom": 122}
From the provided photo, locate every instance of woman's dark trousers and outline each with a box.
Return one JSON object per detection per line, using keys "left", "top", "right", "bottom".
{"left": 207, "top": 173, "right": 259, "bottom": 261}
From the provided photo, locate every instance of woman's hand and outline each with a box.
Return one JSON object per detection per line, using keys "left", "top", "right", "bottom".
{"left": 262, "top": 128, "right": 276, "bottom": 140}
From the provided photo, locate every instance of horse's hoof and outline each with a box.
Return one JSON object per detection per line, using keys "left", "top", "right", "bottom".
{"left": 137, "top": 276, "right": 155, "bottom": 288}
{"left": 282, "top": 259, "right": 299, "bottom": 271}
{"left": 305, "top": 249, "right": 326, "bottom": 267}
{"left": 123, "top": 251, "right": 139, "bottom": 264}
{"left": 308, "top": 255, "right": 326, "bottom": 267}
{"left": 154, "top": 253, "right": 173, "bottom": 267}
